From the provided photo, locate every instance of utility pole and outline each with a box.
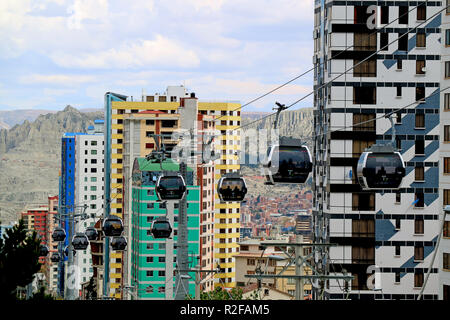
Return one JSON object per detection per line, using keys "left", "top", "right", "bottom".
{"left": 244, "top": 242, "right": 353, "bottom": 300}
{"left": 175, "top": 162, "right": 190, "bottom": 300}
{"left": 294, "top": 236, "right": 304, "bottom": 300}
{"left": 165, "top": 199, "right": 175, "bottom": 300}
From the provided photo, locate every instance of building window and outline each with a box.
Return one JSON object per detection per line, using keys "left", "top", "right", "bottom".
{"left": 380, "top": 33, "right": 388, "bottom": 51}
{"left": 396, "top": 192, "right": 401, "bottom": 204}
{"left": 353, "top": 113, "right": 376, "bottom": 131}
{"left": 415, "top": 139, "right": 424, "bottom": 155}
{"left": 398, "top": 33, "right": 408, "bottom": 51}
{"left": 396, "top": 86, "right": 402, "bottom": 97}
{"left": 247, "top": 259, "right": 255, "bottom": 266}
{"left": 444, "top": 93, "right": 450, "bottom": 111}
{"left": 380, "top": 6, "right": 389, "bottom": 24}
{"left": 416, "top": 60, "right": 425, "bottom": 74}
{"left": 444, "top": 190, "right": 450, "bottom": 207}
{"left": 353, "top": 87, "right": 376, "bottom": 104}
{"left": 415, "top": 167, "right": 425, "bottom": 181}
{"left": 415, "top": 192, "right": 425, "bottom": 208}
{"left": 399, "top": 6, "right": 409, "bottom": 24}
{"left": 444, "top": 253, "right": 450, "bottom": 270}
{"left": 353, "top": 140, "right": 375, "bottom": 158}
{"left": 161, "top": 120, "right": 177, "bottom": 128}
{"left": 414, "top": 245, "right": 424, "bottom": 261}
{"left": 146, "top": 143, "right": 155, "bottom": 149}
{"left": 444, "top": 221, "right": 450, "bottom": 237}
{"left": 354, "top": 33, "right": 377, "bottom": 51}
{"left": 416, "top": 33, "right": 426, "bottom": 48}
{"left": 446, "top": 62, "right": 450, "bottom": 78}
{"left": 395, "top": 272, "right": 401, "bottom": 283}
{"left": 146, "top": 257, "right": 154, "bottom": 263}
{"left": 353, "top": 60, "right": 376, "bottom": 77}
{"left": 91, "top": 150, "right": 97, "bottom": 155}
{"left": 395, "top": 218, "right": 401, "bottom": 230}
{"left": 415, "top": 217, "right": 424, "bottom": 234}
{"left": 414, "top": 271, "right": 424, "bottom": 287}
{"left": 417, "top": 5, "right": 426, "bottom": 20}
{"left": 352, "top": 246, "right": 375, "bottom": 264}
{"left": 146, "top": 270, "right": 153, "bottom": 277}
{"left": 395, "top": 245, "right": 401, "bottom": 256}
{"left": 147, "top": 203, "right": 154, "bottom": 209}
{"left": 445, "top": 126, "right": 450, "bottom": 142}
{"left": 416, "top": 87, "right": 426, "bottom": 102}
{"left": 158, "top": 271, "right": 165, "bottom": 277}
{"left": 352, "top": 219, "right": 375, "bottom": 237}
{"left": 352, "top": 193, "right": 375, "bottom": 211}
{"left": 397, "top": 59, "right": 403, "bottom": 70}
{"left": 415, "top": 114, "right": 425, "bottom": 128}
{"left": 446, "top": 30, "right": 450, "bottom": 46}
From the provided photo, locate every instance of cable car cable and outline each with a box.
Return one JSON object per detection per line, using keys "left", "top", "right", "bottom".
{"left": 210, "top": 0, "right": 433, "bottom": 122}
{"left": 223, "top": 4, "right": 449, "bottom": 135}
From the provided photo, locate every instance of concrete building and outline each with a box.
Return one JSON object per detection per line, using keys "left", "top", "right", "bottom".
{"left": 60, "top": 120, "right": 104, "bottom": 297}
{"left": 19, "top": 195, "right": 59, "bottom": 294}
{"left": 104, "top": 86, "right": 241, "bottom": 298}
{"left": 130, "top": 158, "right": 200, "bottom": 299}
{"left": 313, "top": 1, "right": 441, "bottom": 299}
{"left": 439, "top": 3, "right": 450, "bottom": 300}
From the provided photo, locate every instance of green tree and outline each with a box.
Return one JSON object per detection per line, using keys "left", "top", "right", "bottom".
{"left": 28, "top": 286, "right": 54, "bottom": 300}
{"left": 85, "top": 276, "right": 97, "bottom": 300}
{"left": 0, "top": 219, "right": 42, "bottom": 300}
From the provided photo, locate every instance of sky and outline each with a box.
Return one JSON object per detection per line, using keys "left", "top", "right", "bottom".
{"left": 0, "top": 0, "right": 314, "bottom": 112}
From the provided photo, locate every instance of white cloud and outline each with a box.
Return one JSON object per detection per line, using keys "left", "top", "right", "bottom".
{"left": 67, "top": 0, "right": 109, "bottom": 30}
{"left": 212, "top": 78, "right": 310, "bottom": 96}
{"left": 50, "top": 35, "right": 200, "bottom": 69}
{"left": 19, "top": 74, "right": 97, "bottom": 85}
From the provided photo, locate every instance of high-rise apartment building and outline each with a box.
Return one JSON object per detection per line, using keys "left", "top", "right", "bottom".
{"left": 104, "top": 86, "right": 241, "bottom": 298}
{"left": 130, "top": 158, "right": 200, "bottom": 299}
{"left": 19, "top": 195, "right": 59, "bottom": 294}
{"left": 439, "top": 2, "right": 450, "bottom": 300}
{"left": 60, "top": 121, "right": 104, "bottom": 296}
{"left": 313, "top": 1, "right": 441, "bottom": 299}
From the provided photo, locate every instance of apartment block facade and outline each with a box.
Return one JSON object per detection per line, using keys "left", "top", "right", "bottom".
{"left": 104, "top": 86, "right": 241, "bottom": 298}
{"left": 60, "top": 121, "right": 104, "bottom": 296}
{"left": 439, "top": 1, "right": 450, "bottom": 300}
{"left": 313, "top": 1, "right": 441, "bottom": 299}
{"left": 130, "top": 158, "right": 200, "bottom": 299}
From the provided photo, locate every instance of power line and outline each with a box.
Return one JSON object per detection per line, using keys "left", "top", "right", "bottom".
{"left": 230, "top": 4, "right": 448, "bottom": 134}
{"left": 211, "top": 0, "right": 432, "bottom": 122}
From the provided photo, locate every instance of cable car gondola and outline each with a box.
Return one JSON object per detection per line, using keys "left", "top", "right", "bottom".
{"left": 39, "top": 245, "right": 49, "bottom": 257}
{"left": 263, "top": 137, "right": 312, "bottom": 185}
{"left": 102, "top": 215, "right": 124, "bottom": 237}
{"left": 217, "top": 172, "right": 247, "bottom": 202}
{"left": 72, "top": 233, "right": 89, "bottom": 250}
{"left": 111, "top": 236, "right": 127, "bottom": 251}
{"left": 52, "top": 227, "right": 66, "bottom": 242}
{"left": 155, "top": 174, "right": 187, "bottom": 201}
{"left": 50, "top": 252, "right": 61, "bottom": 263}
{"left": 356, "top": 144, "right": 405, "bottom": 190}
{"left": 150, "top": 219, "right": 173, "bottom": 239}
{"left": 85, "top": 227, "right": 98, "bottom": 241}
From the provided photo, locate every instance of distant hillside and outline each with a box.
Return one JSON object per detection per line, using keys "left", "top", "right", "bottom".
{"left": 0, "top": 106, "right": 103, "bottom": 223}
{"left": 0, "top": 106, "right": 314, "bottom": 224}
{"left": 0, "top": 108, "right": 103, "bottom": 129}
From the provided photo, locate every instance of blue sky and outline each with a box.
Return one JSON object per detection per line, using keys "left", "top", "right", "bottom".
{"left": 0, "top": 0, "right": 313, "bottom": 112}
